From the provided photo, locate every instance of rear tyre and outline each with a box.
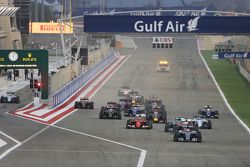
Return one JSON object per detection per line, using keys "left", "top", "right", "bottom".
{"left": 90, "top": 102, "right": 94, "bottom": 109}
{"left": 126, "top": 120, "right": 130, "bottom": 129}
{"left": 207, "top": 120, "right": 212, "bottom": 129}
{"left": 197, "top": 131, "right": 202, "bottom": 143}
{"left": 165, "top": 123, "right": 169, "bottom": 132}
{"left": 117, "top": 111, "right": 122, "bottom": 120}
{"left": 99, "top": 107, "right": 104, "bottom": 119}
{"left": 15, "top": 96, "right": 20, "bottom": 103}
{"left": 149, "top": 121, "right": 153, "bottom": 129}
{"left": 74, "top": 102, "right": 78, "bottom": 109}
{"left": 173, "top": 132, "right": 178, "bottom": 142}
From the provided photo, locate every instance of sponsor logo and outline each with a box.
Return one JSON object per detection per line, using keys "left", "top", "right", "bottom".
{"left": 134, "top": 17, "right": 200, "bottom": 33}
{"left": 223, "top": 52, "right": 248, "bottom": 59}
{"left": 0, "top": 57, "right": 4, "bottom": 61}
{"left": 187, "top": 17, "right": 200, "bottom": 32}
{"left": 22, "top": 53, "right": 37, "bottom": 62}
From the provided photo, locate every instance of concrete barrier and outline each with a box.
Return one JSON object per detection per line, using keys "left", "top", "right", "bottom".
{"left": 49, "top": 44, "right": 110, "bottom": 95}
{"left": 50, "top": 51, "right": 118, "bottom": 108}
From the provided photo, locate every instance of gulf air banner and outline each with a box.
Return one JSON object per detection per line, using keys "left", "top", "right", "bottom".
{"left": 84, "top": 15, "right": 250, "bottom": 34}
{"left": 215, "top": 52, "right": 250, "bottom": 59}
{"left": 29, "top": 22, "right": 73, "bottom": 34}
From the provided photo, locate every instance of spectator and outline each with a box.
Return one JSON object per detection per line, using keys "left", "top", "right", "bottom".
{"left": 24, "top": 69, "right": 29, "bottom": 80}
{"left": 30, "top": 69, "right": 34, "bottom": 80}
{"left": 38, "top": 69, "right": 41, "bottom": 76}
{"left": 13, "top": 69, "right": 16, "bottom": 81}
{"left": 8, "top": 70, "right": 12, "bottom": 81}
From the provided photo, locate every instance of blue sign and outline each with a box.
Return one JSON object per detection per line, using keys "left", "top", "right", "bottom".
{"left": 217, "top": 52, "right": 250, "bottom": 59}
{"left": 84, "top": 15, "right": 250, "bottom": 34}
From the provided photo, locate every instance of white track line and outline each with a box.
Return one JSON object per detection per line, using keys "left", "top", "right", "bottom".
{"left": 196, "top": 39, "right": 250, "bottom": 134}
{"left": 0, "top": 139, "right": 7, "bottom": 148}
{"left": 0, "top": 126, "right": 50, "bottom": 161}
{"left": 0, "top": 131, "right": 21, "bottom": 160}
{"left": 52, "top": 124, "right": 147, "bottom": 167}
{"left": 16, "top": 148, "right": 137, "bottom": 154}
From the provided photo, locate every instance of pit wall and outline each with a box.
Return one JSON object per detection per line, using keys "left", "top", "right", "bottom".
{"left": 49, "top": 50, "right": 117, "bottom": 108}
{"left": 49, "top": 44, "right": 110, "bottom": 95}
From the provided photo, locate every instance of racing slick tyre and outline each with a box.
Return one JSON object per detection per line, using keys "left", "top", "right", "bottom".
{"left": 197, "top": 131, "right": 202, "bottom": 143}
{"left": 99, "top": 107, "right": 105, "bottom": 119}
{"left": 165, "top": 123, "right": 169, "bottom": 132}
{"left": 1, "top": 97, "right": 7, "bottom": 103}
{"left": 214, "top": 111, "right": 219, "bottom": 119}
{"left": 207, "top": 120, "right": 212, "bottom": 129}
{"left": 15, "top": 96, "right": 20, "bottom": 103}
{"left": 147, "top": 121, "right": 153, "bottom": 129}
{"left": 0, "top": 96, "right": 4, "bottom": 103}
{"left": 194, "top": 123, "right": 199, "bottom": 131}
{"left": 126, "top": 120, "right": 130, "bottom": 129}
{"left": 89, "top": 102, "right": 94, "bottom": 109}
{"left": 74, "top": 102, "right": 81, "bottom": 109}
{"left": 173, "top": 124, "right": 177, "bottom": 133}
{"left": 173, "top": 132, "right": 178, "bottom": 142}
{"left": 117, "top": 112, "right": 122, "bottom": 120}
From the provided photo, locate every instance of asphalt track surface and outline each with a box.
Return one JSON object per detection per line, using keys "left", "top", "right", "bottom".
{"left": 1, "top": 35, "right": 250, "bottom": 167}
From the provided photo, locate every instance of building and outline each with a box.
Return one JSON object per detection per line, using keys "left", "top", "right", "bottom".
{"left": 13, "top": 0, "right": 31, "bottom": 34}
{"left": 0, "top": 0, "right": 22, "bottom": 49}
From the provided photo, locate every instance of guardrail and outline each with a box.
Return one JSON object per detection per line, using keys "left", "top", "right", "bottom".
{"left": 51, "top": 51, "right": 117, "bottom": 108}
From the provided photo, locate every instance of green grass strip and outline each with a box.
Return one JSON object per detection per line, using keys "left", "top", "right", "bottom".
{"left": 202, "top": 50, "right": 250, "bottom": 128}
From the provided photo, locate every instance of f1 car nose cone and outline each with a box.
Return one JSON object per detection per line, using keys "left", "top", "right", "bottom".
{"left": 136, "top": 121, "right": 141, "bottom": 128}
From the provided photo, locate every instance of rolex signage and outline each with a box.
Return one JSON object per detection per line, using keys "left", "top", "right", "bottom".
{"left": 0, "top": 50, "right": 48, "bottom": 99}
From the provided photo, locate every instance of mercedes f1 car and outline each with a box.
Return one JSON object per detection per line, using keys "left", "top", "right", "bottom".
{"left": 0, "top": 91, "right": 20, "bottom": 103}
{"left": 173, "top": 122, "right": 202, "bottom": 143}
{"left": 126, "top": 114, "right": 153, "bottom": 129}
{"left": 74, "top": 97, "right": 94, "bottom": 109}
{"left": 165, "top": 117, "right": 193, "bottom": 132}
{"left": 99, "top": 102, "right": 121, "bottom": 119}
{"left": 198, "top": 105, "right": 219, "bottom": 119}
{"left": 193, "top": 115, "right": 212, "bottom": 129}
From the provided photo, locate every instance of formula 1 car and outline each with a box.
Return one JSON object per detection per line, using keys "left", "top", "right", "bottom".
{"left": 99, "top": 102, "right": 121, "bottom": 119}
{"left": 124, "top": 104, "right": 145, "bottom": 117}
{"left": 0, "top": 91, "right": 20, "bottom": 103}
{"left": 193, "top": 115, "right": 212, "bottom": 129}
{"left": 126, "top": 114, "right": 153, "bottom": 129}
{"left": 198, "top": 105, "right": 219, "bottom": 119}
{"left": 173, "top": 122, "right": 202, "bottom": 143}
{"left": 118, "top": 86, "right": 132, "bottom": 96}
{"left": 146, "top": 105, "right": 167, "bottom": 123}
{"left": 157, "top": 60, "right": 170, "bottom": 72}
{"left": 74, "top": 97, "right": 94, "bottom": 109}
{"left": 145, "top": 96, "right": 162, "bottom": 108}
{"left": 165, "top": 117, "right": 192, "bottom": 132}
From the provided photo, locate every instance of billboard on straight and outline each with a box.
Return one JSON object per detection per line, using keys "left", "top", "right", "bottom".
{"left": 217, "top": 52, "right": 250, "bottom": 59}
{"left": 84, "top": 15, "right": 250, "bottom": 34}
{"left": 29, "top": 22, "right": 73, "bottom": 34}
